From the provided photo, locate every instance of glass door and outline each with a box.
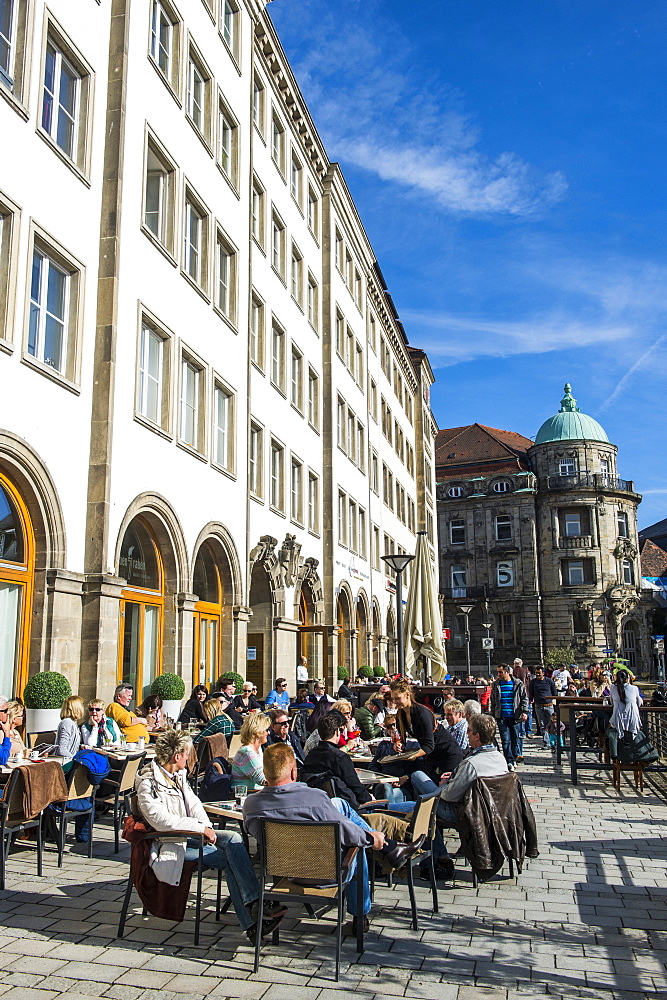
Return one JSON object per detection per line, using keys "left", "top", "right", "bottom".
{"left": 194, "top": 612, "right": 219, "bottom": 689}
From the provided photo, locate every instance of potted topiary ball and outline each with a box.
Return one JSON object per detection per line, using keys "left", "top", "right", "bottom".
{"left": 217, "top": 670, "right": 244, "bottom": 695}
{"left": 357, "top": 664, "right": 374, "bottom": 681}
{"left": 337, "top": 665, "right": 350, "bottom": 681}
{"left": 23, "top": 671, "right": 72, "bottom": 734}
{"left": 151, "top": 673, "right": 186, "bottom": 722}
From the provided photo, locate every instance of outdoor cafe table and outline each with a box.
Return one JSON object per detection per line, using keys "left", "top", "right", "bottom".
{"left": 554, "top": 696, "right": 667, "bottom": 785}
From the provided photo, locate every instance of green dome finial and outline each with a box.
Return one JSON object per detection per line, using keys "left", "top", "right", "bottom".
{"left": 559, "top": 383, "right": 580, "bottom": 413}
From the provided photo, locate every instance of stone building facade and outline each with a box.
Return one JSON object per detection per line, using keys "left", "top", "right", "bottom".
{"left": 0, "top": 0, "right": 438, "bottom": 704}
{"left": 436, "top": 385, "right": 652, "bottom": 675}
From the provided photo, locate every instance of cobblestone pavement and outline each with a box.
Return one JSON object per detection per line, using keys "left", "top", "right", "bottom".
{"left": 1, "top": 744, "right": 666, "bottom": 1000}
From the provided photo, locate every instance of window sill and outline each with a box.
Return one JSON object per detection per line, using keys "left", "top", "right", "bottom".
{"left": 271, "top": 382, "right": 287, "bottom": 399}
{"left": 185, "top": 114, "right": 214, "bottom": 158}
{"left": 141, "top": 224, "right": 178, "bottom": 267}
{"left": 291, "top": 518, "right": 305, "bottom": 530}
{"left": 252, "top": 235, "right": 266, "bottom": 256}
{"left": 180, "top": 268, "right": 211, "bottom": 304}
{"left": 271, "top": 265, "right": 287, "bottom": 286}
{"left": 21, "top": 354, "right": 81, "bottom": 394}
{"left": 133, "top": 412, "right": 173, "bottom": 441}
{"left": 308, "top": 320, "right": 319, "bottom": 336}
{"left": 212, "top": 304, "right": 238, "bottom": 334}
{"left": 290, "top": 402, "right": 304, "bottom": 418}
{"left": 253, "top": 121, "right": 266, "bottom": 144}
{"left": 307, "top": 421, "right": 320, "bottom": 435}
{"left": 216, "top": 162, "right": 240, "bottom": 199}
{"left": 0, "top": 84, "right": 29, "bottom": 120}
{"left": 148, "top": 55, "right": 182, "bottom": 108}
{"left": 36, "top": 127, "right": 91, "bottom": 188}
{"left": 219, "top": 33, "right": 242, "bottom": 75}
{"left": 269, "top": 505, "right": 286, "bottom": 518}
{"left": 250, "top": 491, "right": 265, "bottom": 505}
{"left": 0, "top": 337, "right": 13, "bottom": 356}
{"left": 308, "top": 528, "right": 321, "bottom": 539}
{"left": 250, "top": 359, "right": 265, "bottom": 376}
{"left": 271, "top": 158, "right": 287, "bottom": 184}
{"left": 176, "top": 440, "right": 208, "bottom": 463}
{"left": 291, "top": 296, "right": 304, "bottom": 313}
{"left": 211, "top": 460, "right": 236, "bottom": 481}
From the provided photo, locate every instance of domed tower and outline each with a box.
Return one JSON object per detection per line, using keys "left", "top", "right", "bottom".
{"left": 528, "top": 383, "right": 644, "bottom": 670}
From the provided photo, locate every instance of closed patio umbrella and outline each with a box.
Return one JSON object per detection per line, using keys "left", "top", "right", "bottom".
{"left": 403, "top": 531, "right": 445, "bottom": 682}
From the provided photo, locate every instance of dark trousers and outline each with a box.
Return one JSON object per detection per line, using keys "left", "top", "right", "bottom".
{"left": 498, "top": 717, "right": 521, "bottom": 765}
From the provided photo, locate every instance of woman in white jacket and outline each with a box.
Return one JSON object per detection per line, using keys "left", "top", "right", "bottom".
{"left": 134, "top": 730, "right": 285, "bottom": 944}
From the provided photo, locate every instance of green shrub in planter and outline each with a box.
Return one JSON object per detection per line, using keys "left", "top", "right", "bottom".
{"left": 217, "top": 671, "right": 244, "bottom": 694}
{"left": 337, "top": 665, "right": 350, "bottom": 680}
{"left": 23, "top": 671, "right": 72, "bottom": 710}
{"left": 357, "top": 665, "right": 374, "bottom": 679}
{"left": 151, "top": 673, "right": 186, "bottom": 700}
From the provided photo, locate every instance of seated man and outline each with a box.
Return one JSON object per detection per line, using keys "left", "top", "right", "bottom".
{"left": 311, "top": 680, "right": 335, "bottom": 705}
{"left": 135, "top": 730, "right": 285, "bottom": 945}
{"left": 265, "top": 678, "right": 291, "bottom": 711}
{"left": 244, "top": 744, "right": 424, "bottom": 935}
{"left": 106, "top": 684, "right": 149, "bottom": 742}
{"left": 300, "top": 713, "right": 373, "bottom": 809}
{"left": 354, "top": 698, "right": 384, "bottom": 741}
{"left": 441, "top": 699, "right": 468, "bottom": 750}
{"left": 391, "top": 714, "right": 508, "bottom": 878}
{"left": 264, "top": 708, "right": 305, "bottom": 764}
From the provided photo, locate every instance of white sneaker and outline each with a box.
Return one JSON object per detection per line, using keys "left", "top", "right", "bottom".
{"left": 507, "top": 763, "right": 516, "bottom": 771}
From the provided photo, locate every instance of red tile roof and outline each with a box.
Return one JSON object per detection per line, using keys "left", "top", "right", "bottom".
{"left": 640, "top": 538, "right": 667, "bottom": 578}
{"left": 435, "top": 423, "right": 532, "bottom": 478}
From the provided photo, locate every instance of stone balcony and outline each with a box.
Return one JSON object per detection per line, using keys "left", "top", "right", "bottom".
{"left": 558, "top": 534, "right": 593, "bottom": 548}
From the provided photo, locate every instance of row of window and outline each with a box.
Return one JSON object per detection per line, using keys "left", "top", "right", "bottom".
{"left": 248, "top": 421, "right": 320, "bottom": 532}
{"left": 447, "top": 556, "right": 635, "bottom": 592}
{"left": 380, "top": 394, "right": 415, "bottom": 473}
{"left": 380, "top": 335, "right": 413, "bottom": 423}
{"left": 448, "top": 612, "right": 521, "bottom": 649}
{"left": 445, "top": 510, "right": 630, "bottom": 547}
{"left": 447, "top": 515, "right": 513, "bottom": 546}
{"left": 335, "top": 309, "right": 364, "bottom": 386}
{"left": 137, "top": 311, "right": 235, "bottom": 472}
{"left": 334, "top": 228, "right": 363, "bottom": 312}
{"left": 336, "top": 397, "right": 365, "bottom": 472}
{"left": 558, "top": 457, "right": 612, "bottom": 477}
{"left": 337, "top": 490, "right": 367, "bottom": 559}
{"left": 150, "top": 0, "right": 241, "bottom": 99}
{"left": 446, "top": 479, "right": 515, "bottom": 498}
{"left": 380, "top": 462, "right": 416, "bottom": 531}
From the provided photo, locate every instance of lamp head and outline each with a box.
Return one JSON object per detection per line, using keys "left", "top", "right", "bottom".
{"left": 458, "top": 605, "right": 474, "bottom": 615}
{"left": 382, "top": 552, "right": 414, "bottom": 575}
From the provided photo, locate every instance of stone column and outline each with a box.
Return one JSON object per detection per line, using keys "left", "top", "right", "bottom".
{"left": 232, "top": 606, "right": 252, "bottom": 676}
{"left": 80, "top": 574, "right": 125, "bottom": 704}
{"left": 323, "top": 624, "right": 340, "bottom": 692}
{"left": 176, "top": 593, "right": 198, "bottom": 682}
{"left": 272, "top": 617, "right": 301, "bottom": 694}
{"left": 45, "top": 570, "right": 85, "bottom": 694}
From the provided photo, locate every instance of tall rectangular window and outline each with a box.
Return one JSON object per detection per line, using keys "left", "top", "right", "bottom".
{"left": 495, "top": 514, "right": 512, "bottom": 540}
{"left": 250, "top": 294, "right": 264, "bottom": 370}
{"left": 150, "top": 0, "right": 173, "bottom": 77}
{"left": 0, "top": 0, "right": 16, "bottom": 91}
{"left": 348, "top": 499, "right": 357, "bottom": 552}
{"left": 290, "top": 154, "right": 302, "bottom": 205}
{"left": 372, "top": 524, "right": 380, "bottom": 569}
{"left": 271, "top": 213, "right": 285, "bottom": 277}
{"left": 184, "top": 196, "right": 204, "bottom": 285}
{"left": 42, "top": 41, "right": 80, "bottom": 160}
{"left": 270, "top": 441, "right": 284, "bottom": 510}
{"left": 144, "top": 141, "right": 174, "bottom": 249}
{"left": 271, "top": 113, "right": 285, "bottom": 173}
{"left": 218, "top": 101, "right": 237, "bottom": 183}
{"left": 335, "top": 230, "right": 343, "bottom": 272}
{"left": 308, "top": 369, "right": 319, "bottom": 429}
{"left": 179, "top": 358, "right": 199, "bottom": 449}
{"left": 290, "top": 247, "right": 302, "bottom": 304}
{"left": 138, "top": 323, "right": 163, "bottom": 425}
{"left": 369, "top": 378, "right": 377, "bottom": 421}
{"left": 290, "top": 346, "right": 302, "bottom": 410}
{"left": 560, "top": 458, "right": 576, "bottom": 476}
{"left": 308, "top": 473, "right": 319, "bottom": 533}
{"left": 249, "top": 422, "right": 262, "bottom": 496}
{"left": 291, "top": 458, "right": 303, "bottom": 524}
{"left": 307, "top": 187, "right": 318, "bottom": 235}
{"left": 450, "top": 519, "right": 465, "bottom": 545}
{"left": 28, "top": 247, "right": 68, "bottom": 372}
{"left": 338, "top": 491, "right": 346, "bottom": 545}
{"left": 617, "top": 511, "right": 629, "bottom": 538}
{"left": 271, "top": 324, "right": 285, "bottom": 392}
{"left": 347, "top": 410, "right": 355, "bottom": 462}
{"left": 356, "top": 421, "right": 364, "bottom": 471}
{"left": 564, "top": 512, "right": 581, "bottom": 537}
{"left": 216, "top": 233, "right": 236, "bottom": 323}
{"left": 370, "top": 450, "right": 379, "bottom": 493}
{"left": 355, "top": 342, "right": 364, "bottom": 385}
{"left": 307, "top": 275, "right": 318, "bottom": 328}
{"left": 251, "top": 179, "right": 264, "bottom": 247}
{"left": 186, "top": 55, "right": 205, "bottom": 133}
{"left": 336, "top": 311, "right": 345, "bottom": 356}
{"left": 337, "top": 398, "right": 345, "bottom": 450}
{"left": 566, "top": 560, "right": 584, "bottom": 585}
{"left": 451, "top": 565, "right": 467, "bottom": 596}
{"left": 253, "top": 75, "right": 264, "bottom": 132}
{"left": 220, "top": 0, "right": 238, "bottom": 56}
{"left": 213, "top": 384, "right": 233, "bottom": 471}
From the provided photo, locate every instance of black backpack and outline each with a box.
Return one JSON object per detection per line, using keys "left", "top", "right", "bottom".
{"left": 198, "top": 755, "right": 233, "bottom": 802}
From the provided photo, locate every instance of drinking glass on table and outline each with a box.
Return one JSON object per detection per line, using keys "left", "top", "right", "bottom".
{"left": 234, "top": 784, "right": 248, "bottom": 808}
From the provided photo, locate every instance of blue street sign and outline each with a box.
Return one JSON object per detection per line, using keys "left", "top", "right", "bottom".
{"left": 602, "top": 648, "right": 615, "bottom": 654}
{"left": 651, "top": 635, "right": 665, "bottom": 641}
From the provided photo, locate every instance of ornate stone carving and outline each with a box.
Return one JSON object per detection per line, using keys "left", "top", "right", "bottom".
{"left": 278, "top": 533, "right": 301, "bottom": 587}
{"left": 249, "top": 535, "right": 278, "bottom": 565}
{"left": 299, "top": 556, "right": 319, "bottom": 582}
{"left": 613, "top": 538, "right": 637, "bottom": 560}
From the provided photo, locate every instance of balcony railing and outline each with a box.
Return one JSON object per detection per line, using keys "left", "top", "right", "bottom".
{"left": 541, "top": 473, "right": 634, "bottom": 492}
{"left": 558, "top": 535, "right": 593, "bottom": 549}
{"left": 439, "top": 586, "right": 488, "bottom": 600}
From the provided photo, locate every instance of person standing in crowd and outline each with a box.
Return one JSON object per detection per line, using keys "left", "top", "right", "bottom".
{"left": 296, "top": 656, "right": 309, "bottom": 687}
{"left": 107, "top": 684, "right": 150, "bottom": 742}
{"left": 512, "top": 658, "right": 534, "bottom": 737}
{"left": 529, "top": 667, "right": 557, "bottom": 750}
{"left": 265, "top": 678, "right": 290, "bottom": 710}
{"left": 551, "top": 664, "right": 573, "bottom": 692}
{"left": 607, "top": 668, "right": 643, "bottom": 760}
{"left": 490, "top": 664, "right": 528, "bottom": 770}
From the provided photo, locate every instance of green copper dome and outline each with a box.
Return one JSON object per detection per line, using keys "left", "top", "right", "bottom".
{"left": 534, "top": 383, "right": 610, "bottom": 445}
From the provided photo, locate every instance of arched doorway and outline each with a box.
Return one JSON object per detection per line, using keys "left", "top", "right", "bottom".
{"left": 0, "top": 472, "right": 34, "bottom": 697}
{"left": 192, "top": 542, "right": 223, "bottom": 690}
{"left": 622, "top": 619, "right": 639, "bottom": 675}
{"left": 356, "top": 594, "right": 369, "bottom": 676}
{"left": 386, "top": 605, "right": 396, "bottom": 673}
{"left": 371, "top": 600, "right": 381, "bottom": 674}
{"left": 336, "top": 588, "right": 352, "bottom": 676}
{"left": 118, "top": 516, "right": 164, "bottom": 701}
{"left": 247, "top": 561, "right": 273, "bottom": 693}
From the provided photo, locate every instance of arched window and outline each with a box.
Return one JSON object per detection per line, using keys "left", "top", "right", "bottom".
{"left": 448, "top": 485, "right": 463, "bottom": 498}
{"left": 118, "top": 517, "right": 163, "bottom": 702}
{"left": 193, "top": 542, "right": 222, "bottom": 690}
{"left": 0, "top": 473, "right": 34, "bottom": 697}
{"left": 493, "top": 481, "right": 511, "bottom": 493}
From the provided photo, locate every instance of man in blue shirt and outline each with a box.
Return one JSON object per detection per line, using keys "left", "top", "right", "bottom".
{"left": 0, "top": 695, "right": 11, "bottom": 766}
{"left": 490, "top": 665, "right": 528, "bottom": 770}
{"left": 265, "top": 678, "right": 290, "bottom": 710}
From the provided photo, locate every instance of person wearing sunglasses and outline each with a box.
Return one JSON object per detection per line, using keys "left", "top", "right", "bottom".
{"left": 264, "top": 709, "right": 305, "bottom": 764}
{"left": 0, "top": 695, "right": 11, "bottom": 767}
{"left": 265, "top": 677, "right": 290, "bottom": 711}
{"left": 81, "top": 700, "right": 122, "bottom": 748}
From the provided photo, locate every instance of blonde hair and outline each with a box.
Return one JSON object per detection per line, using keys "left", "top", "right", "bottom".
{"left": 263, "top": 743, "right": 296, "bottom": 783}
{"left": 88, "top": 698, "right": 105, "bottom": 710}
{"left": 445, "top": 699, "right": 465, "bottom": 716}
{"left": 240, "top": 712, "right": 270, "bottom": 746}
{"left": 332, "top": 699, "right": 352, "bottom": 715}
{"left": 61, "top": 695, "right": 85, "bottom": 722}
{"left": 7, "top": 699, "right": 24, "bottom": 727}
{"left": 155, "top": 730, "right": 193, "bottom": 766}
{"left": 203, "top": 699, "right": 223, "bottom": 721}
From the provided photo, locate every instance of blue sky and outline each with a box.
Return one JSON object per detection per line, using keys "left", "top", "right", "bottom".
{"left": 269, "top": 0, "right": 667, "bottom": 529}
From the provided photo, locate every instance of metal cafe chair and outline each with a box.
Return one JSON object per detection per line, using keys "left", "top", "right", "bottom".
{"left": 50, "top": 762, "right": 97, "bottom": 866}
{"left": 254, "top": 818, "right": 365, "bottom": 981}
{"left": 0, "top": 767, "right": 45, "bottom": 890}
{"left": 381, "top": 789, "right": 440, "bottom": 930}
{"left": 95, "top": 751, "right": 146, "bottom": 853}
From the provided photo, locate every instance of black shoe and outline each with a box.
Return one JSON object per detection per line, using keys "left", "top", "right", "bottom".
{"left": 383, "top": 834, "right": 426, "bottom": 869}
{"left": 350, "top": 915, "right": 370, "bottom": 935}
{"left": 419, "top": 856, "right": 455, "bottom": 881}
{"left": 248, "top": 899, "right": 288, "bottom": 923}
{"left": 245, "top": 912, "right": 285, "bottom": 946}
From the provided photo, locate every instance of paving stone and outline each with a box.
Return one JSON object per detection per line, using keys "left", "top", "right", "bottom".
{"left": 208, "top": 981, "right": 271, "bottom": 999}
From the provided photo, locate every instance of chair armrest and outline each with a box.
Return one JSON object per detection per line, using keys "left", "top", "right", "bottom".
{"left": 340, "top": 846, "right": 358, "bottom": 873}
{"left": 137, "top": 831, "right": 206, "bottom": 843}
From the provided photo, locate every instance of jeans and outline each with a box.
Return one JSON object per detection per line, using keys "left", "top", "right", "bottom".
{"left": 374, "top": 782, "right": 407, "bottom": 804}
{"left": 184, "top": 830, "right": 258, "bottom": 930}
{"left": 498, "top": 717, "right": 521, "bottom": 765}
{"left": 330, "top": 797, "right": 372, "bottom": 916}
{"left": 524, "top": 703, "right": 533, "bottom": 735}
{"left": 380, "top": 771, "right": 457, "bottom": 860}
{"left": 534, "top": 705, "right": 554, "bottom": 747}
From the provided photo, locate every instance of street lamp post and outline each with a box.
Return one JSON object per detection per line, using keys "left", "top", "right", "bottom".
{"left": 382, "top": 552, "right": 415, "bottom": 676}
{"left": 481, "top": 620, "right": 493, "bottom": 674}
{"left": 458, "top": 604, "right": 474, "bottom": 675}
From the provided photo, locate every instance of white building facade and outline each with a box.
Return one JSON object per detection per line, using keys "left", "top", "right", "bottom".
{"left": 0, "top": 0, "right": 438, "bottom": 704}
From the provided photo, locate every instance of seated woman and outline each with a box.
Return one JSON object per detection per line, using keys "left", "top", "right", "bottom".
{"left": 193, "top": 699, "right": 235, "bottom": 745}
{"left": 81, "top": 699, "right": 122, "bottom": 747}
{"left": 6, "top": 700, "right": 26, "bottom": 757}
{"left": 136, "top": 695, "right": 165, "bottom": 732}
{"left": 302, "top": 698, "right": 359, "bottom": 756}
{"left": 231, "top": 713, "right": 270, "bottom": 791}
{"left": 233, "top": 683, "right": 261, "bottom": 716}
{"left": 291, "top": 687, "right": 315, "bottom": 709}
{"left": 178, "top": 685, "right": 209, "bottom": 725}
{"left": 54, "top": 696, "right": 85, "bottom": 772}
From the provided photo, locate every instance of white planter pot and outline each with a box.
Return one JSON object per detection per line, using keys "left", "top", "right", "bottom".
{"left": 25, "top": 708, "right": 61, "bottom": 736}
{"left": 162, "top": 699, "right": 183, "bottom": 724}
